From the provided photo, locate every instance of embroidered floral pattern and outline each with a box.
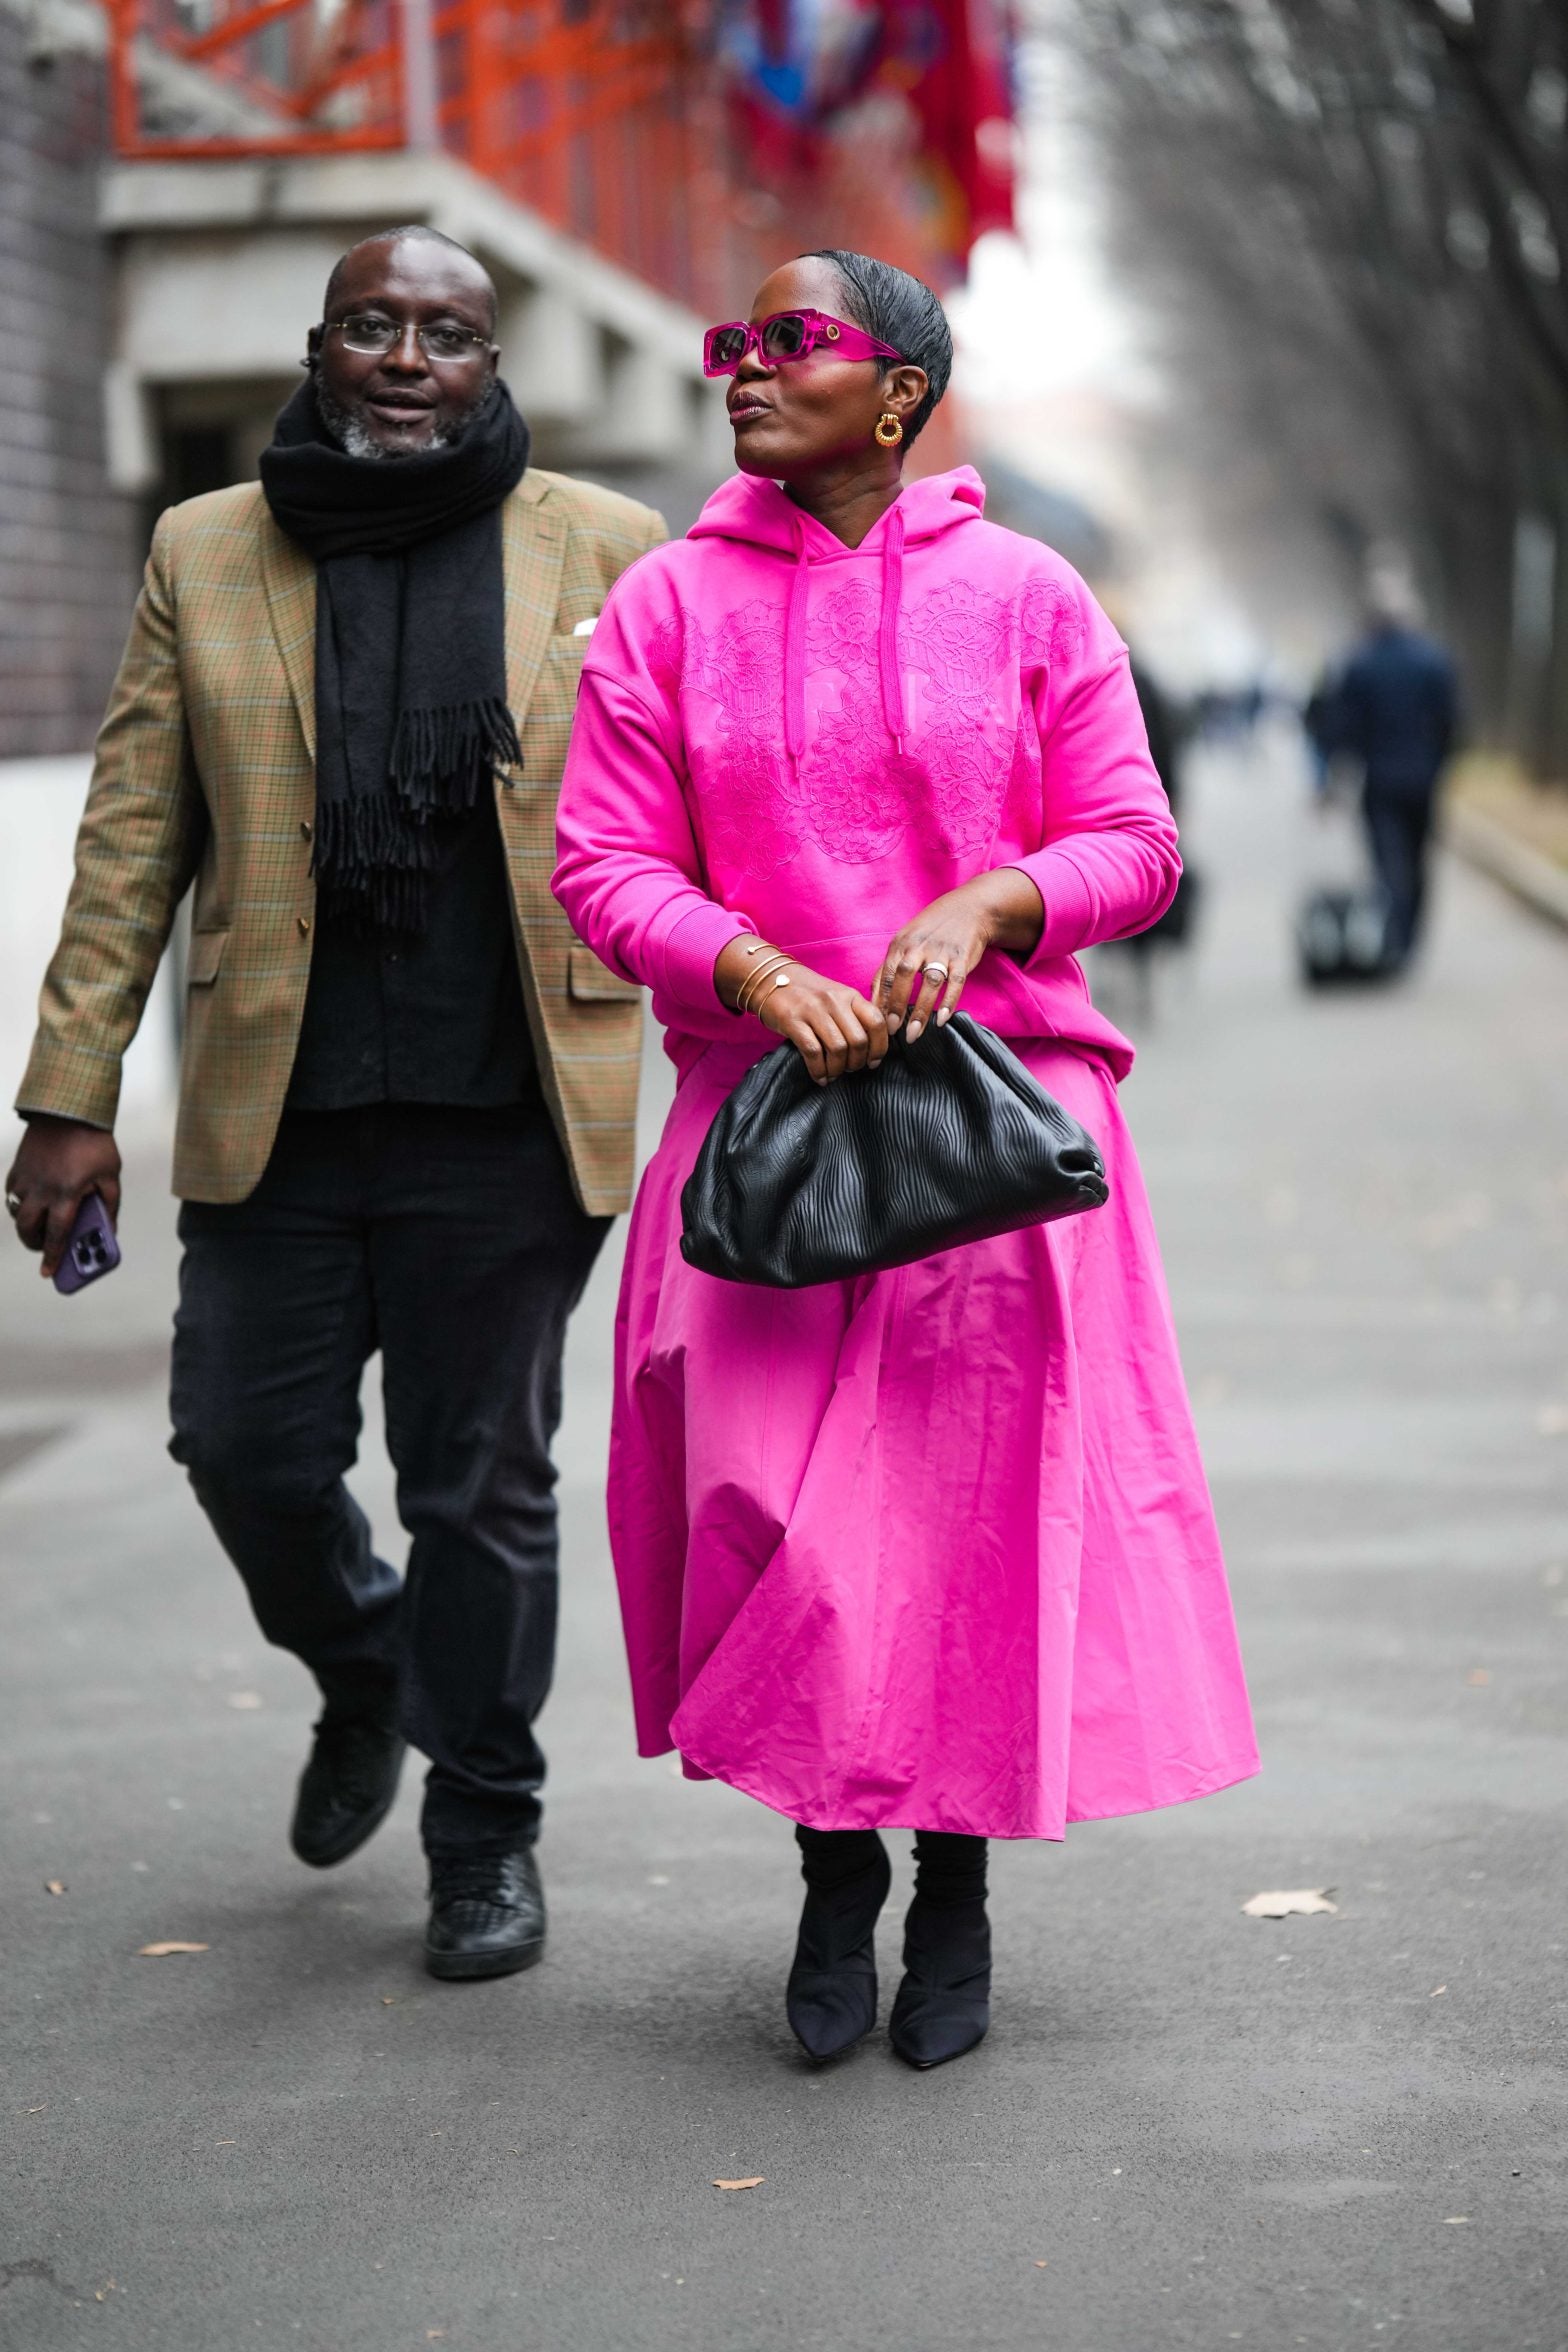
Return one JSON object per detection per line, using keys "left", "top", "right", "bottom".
{"left": 648, "top": 565, "right": 1085, "bottom": 872}
{"left": 918, "top": 718, "right": 1013, "bottom": 857}
{"left": 808, "top": 583, "right": 881, "bottom": 677}
{"left": 1019, "top": 576, "right": 1085, "bottom": 672}
{"left": 696, "top": 730, "right": 807, "bottom": 878}
{"left": 806, "top": 685, "right": 927, "bottom": 863}
{"left": 644, "top": 611, "right": 686, "bottom": 696}
{"left": 903, "top": 581, "right": 1013, "bottom": 708}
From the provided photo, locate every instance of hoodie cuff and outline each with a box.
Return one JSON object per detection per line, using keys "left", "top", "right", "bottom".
{"left": 652, "top": 899, "right": 758, "bottom": 1014}
{"left": 1006, "top": 849, "right": 1097, "bottom": 967}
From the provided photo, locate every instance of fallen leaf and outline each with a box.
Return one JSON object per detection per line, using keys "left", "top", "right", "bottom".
{"left": 713, "top": 2176, "right": 765, "bottom": 2192}
{"left": 1430, "top": 1985, "right": 1447, "bottom": 1997}
{"left": 24, "top": 2104, "right": 46, "bottom": 2114}
{"left": 1034, "top": 2259, "right": 1050, "bottom": 2269}
{"left": 1241, "top": 1889, "right": 1338, "bottom": 1919}
{"left": 1444, "top": 2215, "right": 1469, "bottom": 2225}
{"left": 427, "top": 2333, "right": 446, "bottom": 2342}
{"left": 137, "top": 1941, "right": 209, "bottom": 1957}
{"left": 381, "top": 1995, "right": 396, "bottom": 2006}
{"left": 1465, "top": 1668, "right": 1492, "bottom": 1687}
{"left": 45, "top": 1880, "right": 66, "bottom": 1896}
{"left": 226, "top": 1691, "right": 264, "bottom": 1710}
{"left": 215, "top": 2138, "right": 235, "bottom": 2146}
{"left": 1536, "top": 1403, "right": 1568, "bottom": 1436}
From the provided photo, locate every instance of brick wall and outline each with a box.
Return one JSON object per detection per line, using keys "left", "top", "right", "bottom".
{"left": 0, "top": 26, "right": 140, "bottom": 757}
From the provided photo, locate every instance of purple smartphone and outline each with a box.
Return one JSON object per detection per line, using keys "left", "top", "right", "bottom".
{"left": 53, "top": 1193, "right": 121, "bottom": 1295}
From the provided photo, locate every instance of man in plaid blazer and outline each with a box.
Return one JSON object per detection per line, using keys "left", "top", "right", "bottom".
{"left": 7, "top": 229, "right": 663, "bottom": 1980}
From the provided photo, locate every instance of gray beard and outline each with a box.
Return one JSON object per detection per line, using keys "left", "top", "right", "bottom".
{"left": 315, "top": 373, "right": 485, "bottom": 461}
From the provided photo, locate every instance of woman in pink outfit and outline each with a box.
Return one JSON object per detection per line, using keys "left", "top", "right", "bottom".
{"left": 553, "top": 251, "right": 1257, "bottom": 2070}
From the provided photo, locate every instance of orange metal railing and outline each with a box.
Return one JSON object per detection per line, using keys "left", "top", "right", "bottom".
{"left": 107, "top": 0, "right": 733, "bottom": 303}
{"left": 107, "top": 0, "right": 407, "bottom": 158}
{"left": 105, "top": 0, "right": 966, "bottom": 315}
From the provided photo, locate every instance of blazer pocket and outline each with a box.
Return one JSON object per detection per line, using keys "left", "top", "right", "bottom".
{"left": 187, "top": 929, "right": 230, "bottom": 986}
{"left": 568, "top": 943, "right": 641, "bottom": 1004}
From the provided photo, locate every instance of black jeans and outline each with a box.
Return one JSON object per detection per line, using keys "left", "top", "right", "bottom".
{"left": 1362, "top": 777, "right": 1437, "bottom": 964}
{"left": 169, "top": 1103, "right": 609, "bottom": 1855}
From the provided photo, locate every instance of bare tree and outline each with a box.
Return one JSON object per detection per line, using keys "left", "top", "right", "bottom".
{"left": 1043, "top": 0, "right": 1568, "bottom": 771}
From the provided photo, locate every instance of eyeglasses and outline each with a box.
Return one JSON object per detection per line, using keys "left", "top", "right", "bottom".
{"left": 702, "top": 308, "right": 902, "bottom": 378}
{"left": 327, "top": 313, "right": 492, "bottom": 363}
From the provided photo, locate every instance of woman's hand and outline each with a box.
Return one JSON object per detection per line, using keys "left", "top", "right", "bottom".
{"left": 714, "top": 937, "right": 890, "bottom": 1084}
{"left": 873, "top": 870, "right": 1045, "bottom": 1041}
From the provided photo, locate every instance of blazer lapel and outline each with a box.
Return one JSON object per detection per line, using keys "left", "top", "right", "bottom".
{"left": 259, "top": 482, "right": 559, "bottom": 770}
{"left": 259, "top": 511, "right": 318, "bottom": 761}
{"left": 502, "top": 478, "right": 566, "bottom": 748}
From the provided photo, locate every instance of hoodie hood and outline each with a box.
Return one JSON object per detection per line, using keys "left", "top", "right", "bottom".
{"left": 687, "top": 463, "right": 988, "bottom": 554}
{"left": 688, "top": 466, "right": 988, "bottom": 768}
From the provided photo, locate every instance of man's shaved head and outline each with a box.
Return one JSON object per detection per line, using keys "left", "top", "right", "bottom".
{"left": 311, "top": 228, "right": 501, "bottom": 458}
{"left": 323, "top": 226, "right": 498, "bottom": 332}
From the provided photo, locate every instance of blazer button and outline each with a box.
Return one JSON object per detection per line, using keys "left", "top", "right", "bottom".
{"left": 297, "top": 915, "right": 311, "bottom": 936}
{"left": 299, "top": 819, "right": 314, "bottom": 840}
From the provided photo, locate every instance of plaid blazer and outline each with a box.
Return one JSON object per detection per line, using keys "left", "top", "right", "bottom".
{"left": 17, "top": 473, "right": 665, "bottom": 1212}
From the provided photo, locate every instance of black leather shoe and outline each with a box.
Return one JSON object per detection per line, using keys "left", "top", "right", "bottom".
{"left": 888, "top": 1896, "right": 992, "bottom": 2069}
{"left": 424, "top": 1848, "right": 546, "bottom": 1982}
{"left": 289, "top": 1710, "right": 406, "bottom": 1869}
{"left": 786, "top": 1835, "right": 892, "bottom": 2061}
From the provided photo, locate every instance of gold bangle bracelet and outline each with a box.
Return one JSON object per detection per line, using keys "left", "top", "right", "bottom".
{"left": 737, "top": 965, "right": 790, "bottom": 1015}
{"left": 737, "top": 947, "right": 789, "bottom": 992}
{"left": 735, "top": 946, "right": 784, "bottom": 998}
{"left": 737, "top": 953, "right": 792, "bottom": 1014}
{"left": 731, "top": 939, "right": 784, "bottom": 1011}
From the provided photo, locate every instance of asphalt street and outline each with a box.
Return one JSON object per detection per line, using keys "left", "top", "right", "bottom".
{"left": 4, "top": 735, "right": 1566, "bottom": 2352}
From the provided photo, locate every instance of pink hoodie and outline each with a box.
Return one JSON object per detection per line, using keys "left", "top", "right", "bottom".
{"left": 553, "top": 465, "right": 1177, "bottom": 1079}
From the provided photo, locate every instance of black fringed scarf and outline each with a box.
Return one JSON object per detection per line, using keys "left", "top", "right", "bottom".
{"left": 259, "top": 377, "right": 530, "bottom": 937}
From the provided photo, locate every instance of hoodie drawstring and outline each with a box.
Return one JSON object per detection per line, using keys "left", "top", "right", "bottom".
{"left": 879, "top": 503, "right": 906, "bottom": 750}
{"left": 783, "top": 502, "right": 906, "bottom": 772}
{"left": 785, "top": 525, "right": 811, "bottom": 774}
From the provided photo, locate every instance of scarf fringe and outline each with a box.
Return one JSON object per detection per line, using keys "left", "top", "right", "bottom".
{"left": 388, "top": 698, "right": 523, "bottom": 816}
{"left": 313, "top": 698, "right": 522, "bottom": 935}
{"left": 313, "top": 793, "right": 436, "bottom": 937}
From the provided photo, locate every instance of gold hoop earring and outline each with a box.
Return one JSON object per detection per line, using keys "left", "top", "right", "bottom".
{"left": 874, "top": 412, "right": 904, "bottom": 448}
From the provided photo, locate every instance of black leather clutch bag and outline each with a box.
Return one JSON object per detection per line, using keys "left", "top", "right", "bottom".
{"left": 680, "top": 1011, "right": 1108, "bottom": 1288}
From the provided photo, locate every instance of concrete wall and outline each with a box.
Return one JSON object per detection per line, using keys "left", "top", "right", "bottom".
{"left": 2, "top": 756, "right": 179, "bottom": 1125}
{"left": 0, "top": 26, "right": 141, "bottom": 758}
{"left": 98, "top": 155, "right": 734, "bottom": 498}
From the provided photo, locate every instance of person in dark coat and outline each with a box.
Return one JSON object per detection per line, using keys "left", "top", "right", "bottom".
{"left": 1336, "top": 605, "right": 1459, "bottom": 965}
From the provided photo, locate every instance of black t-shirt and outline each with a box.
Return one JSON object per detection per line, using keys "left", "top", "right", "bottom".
{"left": 286, "top": 796, "right": 536, "bottom": 1110}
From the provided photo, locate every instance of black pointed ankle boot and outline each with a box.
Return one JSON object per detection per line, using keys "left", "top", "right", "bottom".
{"left": 786, "top": 1827, "right": 892, "bottom": 2061}
{"left": 888, "top": 1832, "right": 991, "bottom": 2070}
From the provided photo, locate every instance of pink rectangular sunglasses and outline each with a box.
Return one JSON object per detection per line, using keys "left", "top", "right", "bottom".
{"left": 703, "top": 307, "right": 902, "bottom": 378}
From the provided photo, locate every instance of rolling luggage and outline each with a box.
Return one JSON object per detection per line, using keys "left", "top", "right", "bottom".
{"left": 1295, "top": 886, "right": 1391, "bottom": 986}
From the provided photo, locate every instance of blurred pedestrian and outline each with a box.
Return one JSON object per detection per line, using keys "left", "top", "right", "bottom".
{"left": 1100, "top": 658, "right": 1200, "bottom": 1010}
{"left": 1337, "top": 590, "right": 1459, "bottom": 965}
{"left": 1302, "top": 665, "right": 1341, "bottom": 798}
{"left": 6, "top": 228, "right": 663, "bottom": 1979}
{"left": 554, "top": 250, "right": 1257, "bottom": 2071}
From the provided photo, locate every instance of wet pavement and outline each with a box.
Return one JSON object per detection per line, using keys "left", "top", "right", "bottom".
{"left": 3, "top": 735, "right": 1566, "bottom": 2351}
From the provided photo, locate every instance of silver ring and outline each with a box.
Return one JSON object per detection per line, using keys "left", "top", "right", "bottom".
{"left": 4, "top": 1191, "right": 21, "bottom": 1218}
{"left": 922, "top": 962, "right": 950, "bottom": 983}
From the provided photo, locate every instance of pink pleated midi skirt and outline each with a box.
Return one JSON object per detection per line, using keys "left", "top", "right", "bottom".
{"left": 608, "top": 1035, "right": 1259, "bottom": 1839}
